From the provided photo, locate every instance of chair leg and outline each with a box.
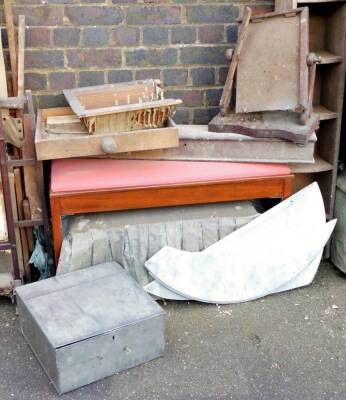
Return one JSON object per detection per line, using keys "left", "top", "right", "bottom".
{"left": 50, "top": 196, "right": 62, "bottom": 268}
{"left": 283, "top": 176, "right": 293, "bottom": 199}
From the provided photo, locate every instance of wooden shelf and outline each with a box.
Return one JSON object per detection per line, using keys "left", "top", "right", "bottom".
{"left": 298, "top": 0, "right": 344, "bottom": 3}
{"left": 313, "top": 105, "right": 337, "bottom": 120}
{"left": 277, "top": 0, "right": 346, "bottom": 258}
{"left": 290, "top": 155, "right": 333, "bottom": 173}
{"left": 315, "top": 50, "right": 343, "bottom": 64}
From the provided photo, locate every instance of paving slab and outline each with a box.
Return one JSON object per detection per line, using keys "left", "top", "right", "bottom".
{"left": 1, "top": 262, "right": 346, "bottom": 400}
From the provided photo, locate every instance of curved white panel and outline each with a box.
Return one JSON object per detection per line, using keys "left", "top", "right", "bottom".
{"left": 144, "top": 248, "right": 325, "bottom": 301}
{"left": 144, "top": 280, "right": 188, "bottom": 301}
{"left": 145, "top": 183, "right": 336, "bottom": 304}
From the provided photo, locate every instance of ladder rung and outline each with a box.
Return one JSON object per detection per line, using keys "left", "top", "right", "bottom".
{"left": 0, "top": 241, "right": 15, "bottom": 251}
{"left": 7, "top": 158, "right": 36, "bottom": 167}
{"left": 15, "top": 219, "right": 44, "bottom": 228}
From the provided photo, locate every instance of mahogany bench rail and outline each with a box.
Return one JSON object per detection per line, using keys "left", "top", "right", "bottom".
{"left": 50, "top": 174, "right": 293, "bottom": 264}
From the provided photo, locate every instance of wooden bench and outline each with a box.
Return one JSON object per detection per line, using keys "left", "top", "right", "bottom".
{"left": 50, "top": 159, "right": 293, "bottom": 263}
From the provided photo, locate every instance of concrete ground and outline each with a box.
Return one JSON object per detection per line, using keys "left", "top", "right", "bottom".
{"left": 1, "top": 262, "right": 346, "bottom": 400}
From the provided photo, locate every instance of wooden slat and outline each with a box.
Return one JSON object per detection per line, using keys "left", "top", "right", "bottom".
{"left": 46, "top": 115, "right": 81, "bottom": 126}
{"left": 63, "top": 79, "right": 181, "bottom": 118}
{"left": 46, "top": 125, "right": 88, "bottom": 135}
{"left": 313, "top": 105, "right": 337, "bottom": 120}
{"left": 4, "top": 0, "right": 18, "bottom": 96}
{"left": 23, "top": 198, "right": 34, "bottom": 252}
{"left": 15, "top": 219, "right": 44, "bottom": 228}
{"left": 237, "top": 9, "right": 303, "bottom": 21}
{"left": 298, "top": 0, "right": 343, "bottom": 3}
{"left": 23, "top": 114, "right": 43, "bottom": 220}
{"left": 73, "top": 98, "right": 181, "bottom": 118}
{"left": 0, "top": 96, "right": 26, "bottom": 109}
{"left": 275, "top": 0, "right": 296, "bottom": 11}
{"left": 0, "top": 30, "right": 8, "bottom": 98}
{"left": 13, "top": 168, "right": 30, "bottom": 279}
{"left": 315, "top": 50, "right": 343, "bottom": 64}
{"left": 46, "top": 114, "right": 86, "bottom": 134}
{"left": 0, "top": 29, "right": 10, "bottom": 122}
{"left": 299, "top": 7, "right": 309, "bottom": 113}
{"left": 41, "top": 106, "right": 75, "bottom": 120}
{"left": 17, "top": 15, "right": 25, "bottom": 97}
{"left": 219, "top": 7, "right": 252, "bottom": 116}
{"left": 290, "top": 155, "right": 333, "bottom": 173}
{"left": 0, "top": 173, "right": 24, "bottom": 271}
{"left": 8, "top": 173, "right": 24, "bottom": 275}
{"left": 102, "top": 124, "right": 315, "bottom": 164}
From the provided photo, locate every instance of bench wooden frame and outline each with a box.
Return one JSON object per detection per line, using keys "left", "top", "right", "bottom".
{"left": 50, "top": 174, "right": 293, "bottom": 264}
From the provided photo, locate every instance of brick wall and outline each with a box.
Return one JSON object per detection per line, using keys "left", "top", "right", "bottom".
{"left": 1, "top": 0, "right": 272, "bottom": 124}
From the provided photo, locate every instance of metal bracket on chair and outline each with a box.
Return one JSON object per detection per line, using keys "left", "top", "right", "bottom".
{"left": 2, "top": 115, "right": 23, "bottom": 147}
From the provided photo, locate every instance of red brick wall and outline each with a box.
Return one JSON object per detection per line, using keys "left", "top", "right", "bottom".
{"left": 1, "top": 0, "right": 273, "bottom": 123}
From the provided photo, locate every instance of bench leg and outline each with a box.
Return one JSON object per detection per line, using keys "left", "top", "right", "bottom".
{"left": 283, "top": 176, "right": 293, "bottom": 199}
{"left": 50, "top": 196, "right": 62, "bottom": 267}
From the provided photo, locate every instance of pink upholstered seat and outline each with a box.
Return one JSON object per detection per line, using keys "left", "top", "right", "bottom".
{"left": 50, "top": 159, "right": 291, "bottom": 193}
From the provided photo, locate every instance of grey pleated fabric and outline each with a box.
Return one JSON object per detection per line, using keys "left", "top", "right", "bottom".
{"left": 58, "top": 202, "right": 259, "bottom": 285}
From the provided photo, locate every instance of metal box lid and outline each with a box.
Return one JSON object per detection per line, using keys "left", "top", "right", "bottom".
{"left": 16, "top": 262, "right": 165, "bottom": 349}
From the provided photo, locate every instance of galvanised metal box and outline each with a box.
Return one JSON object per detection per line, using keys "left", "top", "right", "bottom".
{"left": 16, "top": 262, "right": 166, "bottom": 394}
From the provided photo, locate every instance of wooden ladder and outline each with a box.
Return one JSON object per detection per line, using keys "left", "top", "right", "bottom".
{"left": 0, "top": 92, "right": 51, "bottom": 283}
